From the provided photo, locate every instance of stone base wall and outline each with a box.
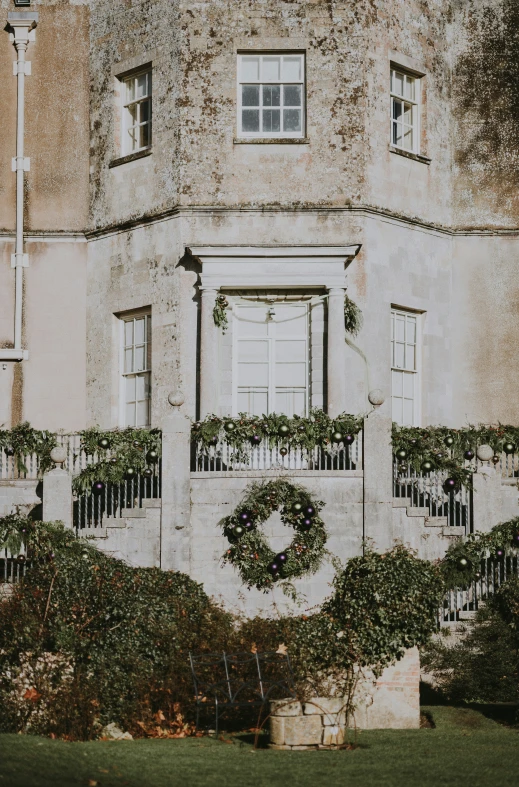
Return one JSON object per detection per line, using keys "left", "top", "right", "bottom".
{"left": 269, "top": 648, "right": 420, "bottom": 749}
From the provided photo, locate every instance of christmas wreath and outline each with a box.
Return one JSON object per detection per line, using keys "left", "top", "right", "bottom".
{"left": 220, "top": 478, "right": 327, "bottom": 595}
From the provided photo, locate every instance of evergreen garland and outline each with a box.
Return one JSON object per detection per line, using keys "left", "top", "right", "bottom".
{"left": 0, "top": 422, "right": 57, "bottom": 476}
{"left": 212, "top": 294, "right": 229, "bottom": 332}
{"left": 72, "top": 427, "right": 161, "bottom": 494}
{"left": 344, "top": 294, "right": 363, "bottom": 337}
{"left": 192, "top": 409, "right": 363, "bottom": 457}
{"left": 440, "top": 518, "right": 519, "bottom": 589}
{"left": 220, "top": 479, "right": 327, "bottom": 596}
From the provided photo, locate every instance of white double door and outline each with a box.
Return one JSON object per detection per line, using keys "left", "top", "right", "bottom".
{"left": 233, "top": 302, "right": 309, "bottom": 417}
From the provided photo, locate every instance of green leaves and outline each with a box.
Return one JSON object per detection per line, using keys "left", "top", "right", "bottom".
{"left": 343, "top": 294, "right": 363, "bottom": 337}
{"left": 0, "top": 422, "right": 57, "bottom": 476}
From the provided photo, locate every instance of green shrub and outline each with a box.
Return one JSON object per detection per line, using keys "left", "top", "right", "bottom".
{"left": 422, "top": 578, "right": 519, "bottom": 706}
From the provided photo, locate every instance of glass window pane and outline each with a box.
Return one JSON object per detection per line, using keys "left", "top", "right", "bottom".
{"left": 276, "top": 340, "right": 306, "bottom": 362}
{"left": 126, "top": 402, "right": 135, "bottom": 427}
{"left": 124, "top": 348, "right": 133, "bottom": 374}
{"left": 275, "top": 391, "right": 290, "bottom": 415}
{"left": 275, "top": 306, "right": 307, "bottom": 335}
{"left": 237, "top": 391, "right": 250, "bottom": 413}
{"left": 392, "top": 99, "right": 402, "bottom": 121}
{"left": 392, "top": 369, "right": 403, "bottom": 396}
{"left": 126, "top": 78, "right": 136, "bottom": 102}
{"left": 403, "top": 103, "right": 413, "bottom": 125}
{"left": 263, "top": 85, "right": 280, "bottom": 107}
{"left": 392, "top": 396, "right": 402, "bottom": 425}
{"left": 404, "top": 127, "right": 413, "bottom": 151}
{"left": 395, "top": 316, "right": 405, "bottom": 342}
{"left": 262, "top": 109, "right": 280, "bottom": 132}
{"left": 238, "top": 340, "right": 269, "bottom": 362}
{"left": 126, "top": 375, "right": 136, "bottom": 402}
{"left": 406, "top": 344, "right": 416, "bottom": 371}
{"left": 135, "top": 373, "right": 146, "bottom": 400}
{"left": 135, "top": 345, "right": 145, "bottom": 372}
{"left": 283, "top": 85, "right": 301, "bottom": 106}
{"left": 392, "top": 121, "right": 402, "bottom": 147}
{"left": 403, "top": 397, "right": 414, "bottom": 426}
{"left": 242, "top": 85, "right": 260, "bottom": 106}
{"left": 283, "top": 109, "right": 301, "bottom": 132}
{"left": 282, "top": 56, "right": 302, "bottom": 82}
{"left": 394, "top": 343, "right": 405, "bottom": 369}
{"left": 134, "top": 318, "right": 145, "bottom": 344}
{"left": 405, "top": 76, "right": 415, "bottom": 101}
{"left": 238, "top": 363, "right": 269, "bottom": 387}
{"left": 241, "top": 56, "right": 260, "bottom": 81}
{"left": 124, "top": 321, "right": 133, "bottom": 346}
{"left": 140, "top": 100, "right": 150, "bottom": 123}
{"left": 137, "top": 399, "right": 149, "bottom": 427}
{"left": 403, "top": 373, "right": 415, "bottom": 398}
{"left": 242, "top": 109, "right": 260, "bottom": 132}
{"left": 140, "top": 123, "right": 151, "bottom": 148}
{"left": 262, "top": 57, "right": 280, "bottom": 81}
{"left": 292, "top": 390, "right": 306, "bottom": 417}
{"left": 392, "top": 71, "right": 404, "bottom": 96}
{"left": 406, "top": 317, "right": 417, "bottom": 343}
{"left": 136, "top": 73, "right": 148, "bottom": 98}
{"left": 277, "top": 362, "right": 306, "bottom": 386}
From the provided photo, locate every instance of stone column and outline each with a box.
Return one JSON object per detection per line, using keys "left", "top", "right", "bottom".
{"left": 42, "top": 447, "right": 73, "bottom": 529}
{"left": 327, "top": 287, "right": 346, "bottom": 418}
{"left": 472, "top": 466, "right": 503, "bottom": 533}
{"left": 160, "top": 391, "right": 192, "bottom": 573}
{"left": 200, "top": 288, "right": 220, "bottom": 419}
{"left": 363, "top": 406, "right": 394, "bottom": 552}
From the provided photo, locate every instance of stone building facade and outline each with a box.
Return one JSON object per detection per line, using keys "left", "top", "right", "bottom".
{"left": 1, "top": 1, "right": 519, "bottom": 611}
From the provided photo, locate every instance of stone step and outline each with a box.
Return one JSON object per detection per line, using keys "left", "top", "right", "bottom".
{"left": 393, "top": 499, "right": 411, "bottom": 508}
{"left": 458, "top": 610, "right": 477, "bottom": 621}
{"left": 80, "top": 527, "right": 108, "bottom": 539}
{"left": 141, "top": 498, "right": 161, "bottom": 508}
{"left": 424, "top": 517, "right": 448, "bottom": 528}
{"left": 406, "top": 507, "right": 429, "bottom": 517}
{"left": 121, "top": 508, "right": 147, "bottom": 518}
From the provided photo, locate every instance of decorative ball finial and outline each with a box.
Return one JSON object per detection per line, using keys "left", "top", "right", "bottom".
{"left": 168, "top": 389, "right": 185, "bottom": 408}
{"left": 50, "top": 446, "right": 67, "bottom": 466}
{"left": 476, "top": 444, "right": 494, "bottom": 462}
{"left": 368, "top": 389, "right": 385, "bottom": 407}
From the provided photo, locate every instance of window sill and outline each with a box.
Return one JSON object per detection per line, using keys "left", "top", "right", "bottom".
{"left": 109, "top": 148, "right": 152, "bottom": 168}
{"left": 389, "top": 146, "right": 431, "bottom": 165}
{"left": 233, "top": 137, "right": 310, "bottom": 145}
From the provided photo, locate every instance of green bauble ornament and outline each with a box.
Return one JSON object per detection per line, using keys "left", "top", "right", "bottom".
{"left": 224, "top": 421, "right": 236, "bottom": 433}
{"left": 232, "top": 525, "right": 245, "bottom": 539}
{"left": 109, "top": 457, "right": 118, "bottom": 465}
{"left": 98, "top": 438, "right": 110, "bottom": 450}
{"left": 444, "top": 436, "right": 455, "bottom": 447}
{"left": 143, "top": 468, "right": 153, "bottom": 478}
{"left": 278, "top": 424, "right": 290, "bottom": 436}
{"left": 503, "top": 442, "right": 516, "bottom": 455}
{"left": 421, "top": 460, "right": 433, "bottom": 473}
{"left": 279, "top": 447, "right": 288, "bottom": 456}
{"left": 125, "top": 467, "right": 136, "bottom": 478}
{"left": 395, "top": 449, "right": 407, "bottom": 460}
{"left": 331, "top": 431, "right": 343, "bottom": 443}
{"left": 291, "top": 502, "right": 303, "bottom": 514}
{"left": 146, "top": 450, "right": 159, "bottom": 463}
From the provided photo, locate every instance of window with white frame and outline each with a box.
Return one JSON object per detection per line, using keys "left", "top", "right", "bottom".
{"left": 121, "top": 313, "right": 151, "bottom": 427}
{"left": 391, "top": 309, "right": 420, "bottom": 426}
{"left": 237, "top": 54, "right": 305, "bottom": 138}
{"left": 390, "top": 67, "right": 420, "bottom": 153}
{"left": 233, "top": 303, "right": 309, "bottom": 416}
{"left": 121, "top": 70, "right": 152, "bottom": 155}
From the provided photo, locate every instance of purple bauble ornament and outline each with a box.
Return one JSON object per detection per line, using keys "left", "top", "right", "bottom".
{"left": 464, "top": 450, "right": 475, "bottom": 461}
{"left": 239, "top": 511, "right": 251, "bottom": 523}
{"left": 92, "top": 481, "right": 105, "bottom": 494}
{"left": 511, "top": 532, "right": 519, "bottom": 548}
{"left": 268, "top": 561, "right": 280, "bottom": 576}
{"left": 243, "top": 521, "right": 254, "bottom": 532}
{"left": 304, "top": 505, "right": 315, "bottom": 518}
{"left": 251, "top": 434, "right": 262, "bottom": 445}
{"left": 300, "top": 519, "right": 312, "bottom": 531}
{"left": 343, "top": 434, "right": 354, "bottom": 445}
{"left": 495, "top": 547, "right": 505, "bottom": 559}
{"left": 276, "top": 552, "right": 288, "bottom": 565}
{"left": 443, "top": 478, "right": 457, "bottom": 494}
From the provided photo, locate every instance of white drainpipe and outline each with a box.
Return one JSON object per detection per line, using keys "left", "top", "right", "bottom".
{"left": 1, "top": 12, "right": 38, "bottom": 363}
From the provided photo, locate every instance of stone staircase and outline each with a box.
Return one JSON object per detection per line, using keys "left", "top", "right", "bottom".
{"left": 79, "top": 499, "right": 161, "bottom": 568}
{"left": 392, "top": 498, "right": 463, "bottom": 561}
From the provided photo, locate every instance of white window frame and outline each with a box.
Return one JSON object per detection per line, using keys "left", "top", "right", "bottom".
{"left": 390, "top": 67, "right": 420, "bottom": 154}
{"left": 119, "top": 312, "right": 152, "bottom": 428}
{"left": 121, "top": 69, "right": 152, "bottom": 156}
{"left": 232, "top": 302, "right": 310, "bottom": 417}
{"left": 391, "top": 308, "right": 421, "bottom": 427}
{"left": 237, "top": 53, "right": 305, "bottom": 139}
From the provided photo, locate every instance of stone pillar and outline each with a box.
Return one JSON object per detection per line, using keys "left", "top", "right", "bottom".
{"left": 363, "top": 407, "right": 393, "bottom": 551}
{"left": 200, "top": 288, "right": 220, "bottom": 419}
{"left": 42, "top": 447, "right": 73, "bottom": 528}
{"left": 160, "top": 391, "right": 192, "bottom": 573}
{"left": 327, "top": 287, "right": 346, "bottom": 418}
{"left": 472, "top": 466, "right": 503, "bottom": 533}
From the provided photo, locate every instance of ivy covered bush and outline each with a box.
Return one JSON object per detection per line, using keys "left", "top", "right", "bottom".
{"left": 0, "top": 519, "right": 233, "bottom": 739}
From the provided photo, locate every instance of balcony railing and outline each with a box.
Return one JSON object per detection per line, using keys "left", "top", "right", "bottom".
{"left": 191, "top": 433, "right": 362, "bottom": 473}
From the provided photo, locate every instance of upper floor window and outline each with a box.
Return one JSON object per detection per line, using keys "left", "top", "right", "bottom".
{"left": 390, "top": 68, "right": 420, "bottom": 154}
{"left": 122, "top": 70, "right": 152, "bottom": 155}
{"left": 391, "top": 309, "right": 420, "bottom": 426}
{"left": 237, "top": 54, "right": 305, "bottom": 139}
{"left": 121, "top": 312, "right": 151, "bottom": 427}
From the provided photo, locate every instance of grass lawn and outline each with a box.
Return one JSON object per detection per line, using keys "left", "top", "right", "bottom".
{"left": 0, "top": 706, "right": 518, "bottom": 787}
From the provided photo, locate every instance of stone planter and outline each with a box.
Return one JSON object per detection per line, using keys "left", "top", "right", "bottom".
{"left": 269, "top": 648, "right": 420, "bottom": 750}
